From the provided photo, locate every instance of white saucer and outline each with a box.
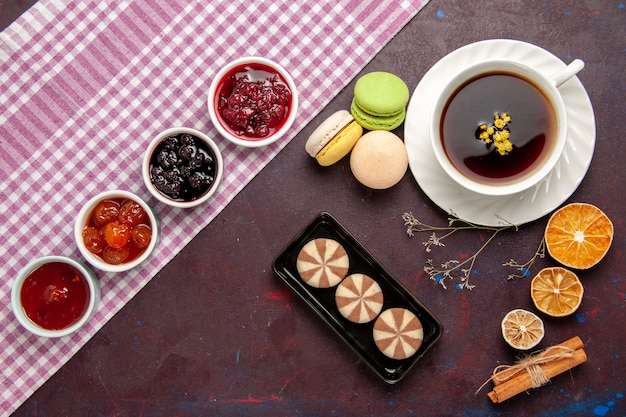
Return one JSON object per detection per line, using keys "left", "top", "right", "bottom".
{"left": 404, "top": 39, "right": 595, "bottom": 226}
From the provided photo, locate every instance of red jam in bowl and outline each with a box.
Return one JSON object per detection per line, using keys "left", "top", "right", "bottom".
{"left": 20, "top": 262, "right": 90, "bottom": 330}
{"left": 216, "top": 62, "right": 292, "bottom": 140}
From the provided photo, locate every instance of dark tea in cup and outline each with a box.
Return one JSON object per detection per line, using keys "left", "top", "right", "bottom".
{"left": 430, "top": 59, "right": 579, "bottom": 196}
{"left": 440, "top": 71, "right": 557, "bottom": 184}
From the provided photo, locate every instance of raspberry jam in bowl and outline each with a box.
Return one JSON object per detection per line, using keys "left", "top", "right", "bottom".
{"left": 11, "top": 256, "right": 100, "bottom": 337}
{"left": 75, "top": 190, "right": 158, "bottom": 272}
{"left": 207, "top": 57, "right": 298, "bottom": 148}
{"left": 142, "top": 127, "right": 223, "bottom": 208}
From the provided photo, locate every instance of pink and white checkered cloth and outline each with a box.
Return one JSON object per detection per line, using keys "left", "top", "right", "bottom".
{"left": 0, "top": 0, "right": 428, "bottom": 414}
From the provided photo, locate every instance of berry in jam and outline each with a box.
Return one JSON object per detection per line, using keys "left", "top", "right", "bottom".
{"left": 149, "top": 133, "right": 217, "bottom": 201}
{"left": 216, "top": 63, "right": 292, "bottom": 139}
{"left": 82, "top": 197, "right": 153, "bottom": 265}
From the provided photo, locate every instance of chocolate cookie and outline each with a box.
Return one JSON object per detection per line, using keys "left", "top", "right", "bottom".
{"left": 335, "top": 273, "right": 383, "bottom": 323}
{"left": 296, "top": 238, "right": 349, "bottom": 288}
{"left": 373, "top": 308, "right": 423, "bottom": 360}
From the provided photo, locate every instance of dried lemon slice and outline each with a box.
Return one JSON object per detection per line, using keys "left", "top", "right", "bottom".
{"left": 531, "top": 267, "right": 583, "bottom": 317}
{"left": 501, "top": 309, "right": 545, "bottom": 350}
{"left": 545, "top": 203, "right": 614, "bottom": 269}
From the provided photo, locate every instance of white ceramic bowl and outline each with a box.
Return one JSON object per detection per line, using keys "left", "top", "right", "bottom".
{"left": 11, "top": 256, "right": 100, "bottom": 337}
{"left": 142, "top": 127, "right": 223, "bottom": 208}
{"left": 74, "top": 190, "right": 158, "bottom": 272}
{"left": 207, "top": 56, "right": 298, "bottom": 148}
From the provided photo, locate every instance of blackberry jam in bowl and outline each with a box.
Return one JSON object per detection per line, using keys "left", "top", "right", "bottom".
{"left": 207, "top": 57, "right": 298, "bottom": 148}
{"left": 142, "top": 127, "right": 223, "bottom": 208}
{"left": 75, "top": 190, "right": 158, "bottom": 272}
{"left": 11, "top": 256, "right": 100, "bottom": 337}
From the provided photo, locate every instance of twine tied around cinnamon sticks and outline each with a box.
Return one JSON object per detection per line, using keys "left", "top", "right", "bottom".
{"left": 492, "top": 345, "right": 576, "bottom": 387}
{"left": 477, "top": 336, "right": 587, "bottom": 403}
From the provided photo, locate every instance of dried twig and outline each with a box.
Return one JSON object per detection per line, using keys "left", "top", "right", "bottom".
{"left": 403, "top": 211, "right": 543, "bottom": 290}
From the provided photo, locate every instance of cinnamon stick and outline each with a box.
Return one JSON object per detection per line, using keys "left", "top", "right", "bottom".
{"left": 488, "top": 347, "right": 587, "bottom": 403}
{"left": 492, "top": 336, "right": 584, "bottom": 385}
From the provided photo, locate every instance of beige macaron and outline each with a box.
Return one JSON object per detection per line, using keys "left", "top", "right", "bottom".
{"left": 349, "top": 130, "right": 408, "bottom": 189}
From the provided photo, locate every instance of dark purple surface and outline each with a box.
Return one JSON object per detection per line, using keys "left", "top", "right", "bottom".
{"left": 4, "top": 1, "right": 625, "bottom": 416}
{"left": 0, "top": 0, "right": 38, "bottom": 31}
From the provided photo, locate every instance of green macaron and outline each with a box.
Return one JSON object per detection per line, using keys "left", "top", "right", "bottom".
{"left": 351, "top": 99, "right": 406, "bottom": 131}
{"left": 351, "top": 71, "right": 410, "bottom": 131}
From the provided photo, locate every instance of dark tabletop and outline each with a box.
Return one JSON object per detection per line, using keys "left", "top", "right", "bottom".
{"left": 5, "top": 1, "right": 625, "bottom": 416}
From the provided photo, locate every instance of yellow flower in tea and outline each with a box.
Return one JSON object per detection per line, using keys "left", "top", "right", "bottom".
{"left": 494, "top": 114, "right": 506, "bottom": 129}
{"left": 496, "top": 140, "right": 513, "bottom": 155}
{"left": 477, "top": 112, "right": 513, "bottom": 156}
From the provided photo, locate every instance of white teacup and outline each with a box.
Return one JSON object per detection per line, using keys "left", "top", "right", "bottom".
{"left": 430, "top": 58, "right": 584, "bottom": 196}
